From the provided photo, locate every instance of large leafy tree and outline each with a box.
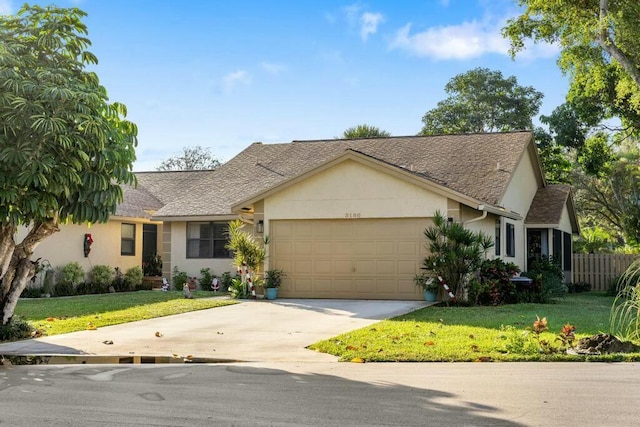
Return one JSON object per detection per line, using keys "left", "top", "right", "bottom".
{"left": 503, "top": 0, "right": 640, "bottom": 132}
{"left": 156, "top": 145, "right": 221, "bottom": 171}
{"left": 420, "top": 68, "right": 543, "bottom": 135}
{"left": 341, "top": 124, "right": 391, "bottom": 139}
{"left": 0, "top": 5, "right": 137, "bottom": 324}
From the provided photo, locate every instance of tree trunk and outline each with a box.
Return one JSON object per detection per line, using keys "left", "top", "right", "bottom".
{"left": 0, "top": 218, "right": 59, "bottom": 325}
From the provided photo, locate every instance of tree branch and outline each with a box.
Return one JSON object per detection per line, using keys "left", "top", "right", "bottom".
{"left": 596, "top": 0, "right": 640, "bottom": 89}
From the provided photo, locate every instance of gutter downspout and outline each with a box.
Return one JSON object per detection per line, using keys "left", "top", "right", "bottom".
{"left": 462, "top": 205, "right": 488, "bottom": 227}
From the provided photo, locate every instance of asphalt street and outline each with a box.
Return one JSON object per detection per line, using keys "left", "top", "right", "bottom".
{"left": 0, "top": 361, "right": 638, "bottom": 426}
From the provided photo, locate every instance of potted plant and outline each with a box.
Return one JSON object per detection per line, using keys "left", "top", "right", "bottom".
{"left": 263, "top": 269, "right": 286, "bottom": 300}
{"left": 414, "top": 271, "right": 438, "bottom": 302}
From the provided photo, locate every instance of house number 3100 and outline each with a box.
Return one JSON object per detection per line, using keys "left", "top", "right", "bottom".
{"left": 345, "top": 213, "right": 361, "bottom": 218}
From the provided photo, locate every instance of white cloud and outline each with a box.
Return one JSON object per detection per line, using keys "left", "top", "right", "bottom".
{"left": 340, "top": 4, "right": 384, "bottom": 42}
{"left": 260, "top": 62, "right": 287, "bottom": 75}
{"left": 390, "top": 16, "right": 558, "bottom": 61}
{"left": 360, "top": 12, "right": 384, "bottom": 41}
{"left": 222, "top": 70, "right": 250, "bottom": 93}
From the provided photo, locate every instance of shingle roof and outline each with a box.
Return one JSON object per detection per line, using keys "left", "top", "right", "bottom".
{"left": 525, "top": 185, "right": 571, "bottom": 225}
{"left": 116, "top": 183, "right": 164, "bottom": 219}
{"left": 142, "top": 131, "right": 533, "bottom": 218}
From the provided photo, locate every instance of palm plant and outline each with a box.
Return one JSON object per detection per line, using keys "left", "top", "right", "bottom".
{"left": 610, "top": 259, "right": 640, "bottom": 341}
{"left": 422, "top": 211, "right": 493, "bottom": 300}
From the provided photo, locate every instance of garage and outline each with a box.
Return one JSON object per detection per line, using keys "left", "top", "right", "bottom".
{"left": 270, "top": 218, "right": 431, "bottom": 300}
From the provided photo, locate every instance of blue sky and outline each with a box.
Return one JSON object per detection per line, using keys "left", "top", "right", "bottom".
{"left": 2, "top": 0, "right": 568, "bottom": 171}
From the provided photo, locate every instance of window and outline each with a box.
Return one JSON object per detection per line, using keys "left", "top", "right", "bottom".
{"left": 495, "top": 219, "right": 501, "bottom": 256}
{"left": 187, "top": 222, "right": 232, "bottom": 258}
{"left": 506, "top": 223, "right": 515, "bottom": 257}
{"left": 553, "top": 229, "right": 562, "bottom": 260}
{"left": 121, "top": 223, "right": 136, "bottom": 256}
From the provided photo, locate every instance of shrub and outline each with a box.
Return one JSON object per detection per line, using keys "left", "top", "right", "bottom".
{"left": 88, "top": 265, "right": 114, "bottom": 292}
{"left": 474, "top": 259, "right": 520, "bottom": 305}
{"left": 229, "top": 276, "right": 245, "bottom": 298}
{"left": 57, "top": 262, "right": 85, "bottom": 286}
{"left": 111, "top": 267, "right": 131, "bottom": 292}
{"left": 134, "top": 282, "right": 153, "bottom": 291}
{"left": 221, "top": 271, "right": 233, "bottom": 291}
{"left": 20, "top": 287, "right": 43, "bottom": 298}
{"left": 0, "top": 317, "right": 33, "bottom": 341}
{"left": 199, "top": 268, "right": 214, "bottom": 291}
{"left": 567, "top": 281, "right": 591, "bottom": 293}
{"left": 124, "top": 266, "right": 144, "bottom": 288}
{"left": 76, "top": 282, "right": 106, "bottom": 295}
{"left": 53, "top": 282, "right": 76, "bottom": 297}
{"left": 521, "top": 255, "right": 566, "bottom": 303}
{"left": 172, "top": 266, "right": 188, "bottom": 290}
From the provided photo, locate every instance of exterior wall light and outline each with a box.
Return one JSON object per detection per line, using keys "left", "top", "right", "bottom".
{"left": 256, "top": 220, "right": 264, "bottom": 234}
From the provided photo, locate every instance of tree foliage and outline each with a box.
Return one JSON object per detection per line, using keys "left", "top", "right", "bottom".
{"left": 504, "top": 0, "right": 640, "bottom": 132}
{"left": 420, "top": 68, "right": 543, "bottom": 135}
{"left": 0, "top": 5, "right": 137, "bottom": 324}
{"left": 156, "top": 145, "right": 221, "bottom": 171}
{"left": 341, "top": 124, "right": 391, "bottom": 139}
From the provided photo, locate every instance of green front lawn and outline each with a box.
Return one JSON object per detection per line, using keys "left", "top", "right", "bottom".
{"left": 309, "top": 293, "right": 640, "bottom": 362}
{"left": 15, "top": 291, "right": 237, "bottom": 337}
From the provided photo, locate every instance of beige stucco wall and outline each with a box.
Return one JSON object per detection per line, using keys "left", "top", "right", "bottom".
{"left": 558, "top": 203, "right": 573, "bottom": 234}
{"left": 168, "top": 221, "right": 236, "bottom": 283}
{"left": 263, "top": 159, "right": 448, "bottom": 234}
{"left": 500, "top": 148, "right": 540, "bottom": 217}
{"left": 17, "top": 218, "right": 152, "bottom": 276}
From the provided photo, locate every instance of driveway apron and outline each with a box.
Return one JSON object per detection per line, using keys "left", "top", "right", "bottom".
{"left": 0, "top": 299, "right": 426, "bottom": 362}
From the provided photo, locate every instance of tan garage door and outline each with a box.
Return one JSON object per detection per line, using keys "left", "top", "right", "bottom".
{"left": 270, "top": 218, "right": 431, "bottom": 300}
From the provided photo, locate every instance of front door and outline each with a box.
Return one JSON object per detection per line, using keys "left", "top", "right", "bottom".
{"left": 142, "top": 224, "right": 158, "bottom": 265}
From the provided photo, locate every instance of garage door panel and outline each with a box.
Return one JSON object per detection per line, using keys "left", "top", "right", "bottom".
{"left": 398, "top": 278, "right": 415, "bottom": 293}
{"left": 315, "top": 279, "right": 332, "bottom": 292}
{"left": 398, "top": 260, "right": 419, "bottom": 274}
{"left": 313, "top": 241, "right": 332, "bottom": 256}
{"left": 314, "top": 260, "right": 332, "bottom": 274}
{"left": 294, "top": 259, "right": 313, "bottom": 274}
{"left": 334, "top": 260, "right": 352, "bottom": 274}
{"left": 294, "top": 241, "right": 313, "bottom": 256}
{"left": 353, "top": 241, "right": 375, "bottom": 257}
{"left": 354, "top": 260, "right": 374, "bottom": 273}
{"left": 274, "top": 241, "right": 294, "bottom": 257}
{"left": 376, "top": 260, "right": 396, "bottom": 274}
{"left": 398, "top": 241, "right": 420, "bottom": 256}
{"left": 272, "top": 218, "right": 427, "bottom": 300}
{"left": 333, "top": 241, "right": 352, "bottom": 256}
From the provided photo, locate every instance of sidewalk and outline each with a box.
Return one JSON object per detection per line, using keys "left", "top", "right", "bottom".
{"left": 0, "top": 299, "right": 426, "bottom": 362}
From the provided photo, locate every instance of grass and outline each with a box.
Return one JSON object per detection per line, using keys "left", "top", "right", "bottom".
{"left": 309, "top": 293, "right": 640, "bottom": 362}
{"left": 14, "top": 291, "right": 237, "bottom": 337}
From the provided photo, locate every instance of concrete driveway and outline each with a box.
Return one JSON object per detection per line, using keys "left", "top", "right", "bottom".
{"left": 0, "top": 299, "right": 426, "bottom": 362}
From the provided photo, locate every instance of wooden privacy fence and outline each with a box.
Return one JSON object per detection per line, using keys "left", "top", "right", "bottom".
{"left": 572, "top": 253, "right": 640, "bottom": 291}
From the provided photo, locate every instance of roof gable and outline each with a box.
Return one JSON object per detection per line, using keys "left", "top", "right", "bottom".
{"left": 150, "top": 131, "right": 534, "bottom": 218}
{"left": 525, "top": 185, "right": 580, "bottom": 233}
{"left": 231, "top": 149, "right": 486, "bottom": 212}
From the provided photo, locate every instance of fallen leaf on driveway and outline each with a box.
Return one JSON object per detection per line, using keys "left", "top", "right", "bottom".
{"left": 155, "top": 331, "right": 163, "bottom": 337}
{"left": 102, "top": 340, "right": 113, "bottom": 345}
